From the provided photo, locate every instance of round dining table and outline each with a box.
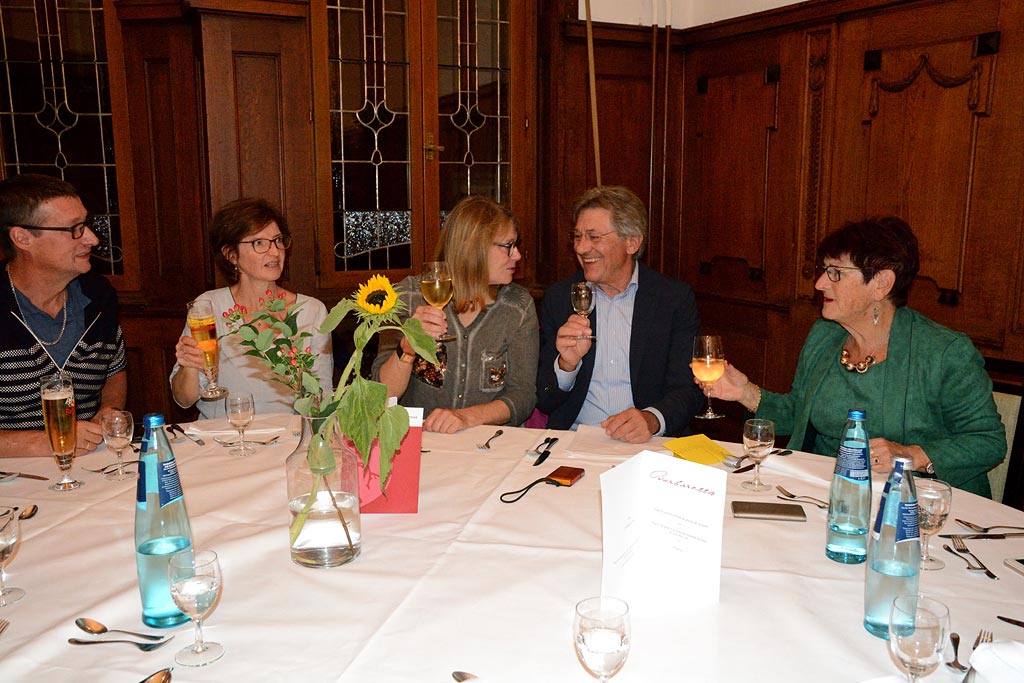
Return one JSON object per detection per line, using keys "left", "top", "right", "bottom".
{"left": 0, "top": 414, "right": 1021, "bottom": 682}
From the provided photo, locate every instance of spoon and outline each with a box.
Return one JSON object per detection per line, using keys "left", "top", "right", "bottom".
{"left": 529, "top": 436, "right": 554, "bottom": 455}
{"left": 476, "top": 429, "right": 503, "bottom": 450}
{"left": 775, "top": 485, "right": 829, "bottom": 509}
{"left": 955, "top": 518, "right": 1024, "bottom": 533}
{"left": 75, "top": 617, "right": 166, "bottom": 641}
{"left": 68, "top": 636, "right": 173, "bottom": 651}
{"left": 139, "top": 668, "right": 173, "bottom": 683}
{"left": 452, "top": 673, "right": 479, "bottom": 682}
{"left": 946, "top": 632, "right": 969, "bottom": 673}
{"left": 18, "top": 504, "right": 38, "bottom": 520}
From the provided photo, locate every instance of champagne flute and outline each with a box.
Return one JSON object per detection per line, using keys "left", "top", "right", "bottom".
{"left": 101, "top": 410, "right": 135, "bottom": 481}
{"left": 224, "top": 393, "right": 256, "bottom": 456}
{"left": 691, "top": 335, "right": 725, "bottom": 419}
{"left": 570, "top": 281, "right": 598, "bottom": 340}
{"left": 168, "top": 549, "right": 224, "bottom": 667}
{"left": 421, "top": 261, "right": 455, "bottom": 342}
{"left": 41, "top": 372, "right": 82, "bottom": 491}
{"left": 574, "top": 596, "right": 630, "bottom": 683}
{"left": 0, "top": 507, "right": 25, "bottom": 606}
{"left": 187, "top": 299, "right": 229, "bottom": 400}
{"left": 741, "top": 418, "right": 775, "bottom": 492}
{"left": 916, "top": 479, "right": 952, "bottom": 570}
{"left": 889, "top": 594, "right": 950, "bottom": 682}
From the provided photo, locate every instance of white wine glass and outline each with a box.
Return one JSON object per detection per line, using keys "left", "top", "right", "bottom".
{"left": 691, "top": 335, "right": 725, "bottom": 419}
{"left": 187, "top": 299, "right": 229, "bottom": 400}
{"left": 574, "top": 596, "right": 630, "bottom": 683}
{"left": 570, "top": 281, "right": 598, "bottom": 340}
{"left": 168, "top": 549, "right": 224, "bottom": 667}
{"left": 916, "top": 480, "right": 952, "bottom": 570}
{"left": 41, "top": 372, "right": 82, "bottom": 491}
{"left": 421, "top": 261, "right": 455, "bottom": 342}
{"left": 101, "top": 410, "right": 135, "bottom": 481}
{"left": 741, "top": 418, "right": 775, "bottom": 492}
{"left": 224, "top": 393, "right": 256, "bottom": 456}
{"left": 889, "top": 594, "right": 950, "bottom": 682}
{"left": 0, "top": 507, "right": 24, "bottom": 606}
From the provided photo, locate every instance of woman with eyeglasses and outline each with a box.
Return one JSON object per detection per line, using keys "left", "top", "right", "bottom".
{"left": 170, "top": 198, "right": 332, "bottom": 418}
{"left": 371, "top": 195, "right": 538, "bottom": 433}
{"left": 707, "top": 217, "right": 1005, "bottom": 496}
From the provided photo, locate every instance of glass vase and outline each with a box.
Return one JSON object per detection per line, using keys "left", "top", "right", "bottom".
{"left": 285, "top": 416, "right": 362, "bottom": 568}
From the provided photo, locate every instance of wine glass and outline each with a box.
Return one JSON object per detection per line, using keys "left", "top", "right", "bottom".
{"left": 740, "top": 418, "right": 775, "bottom": 492}
{"left": 187, "top": 299, "right": 229, "bottom": 400}
{"left": 0, "top": 507, "right": 24, "bottom": 606}
{"left": 570, "top": 281, "right": 598, "bottom": 340}
{"left": 101, "top": 410, "right": 135, "bottom": 481}
{"left": 168, "top": 549, "right": 224, "bottom": 667}
{"left": 691, "top": 335, "right": 725, "bottom": 419}
{"left": 916, "top": 479, "right": 952, "bottom": 570}
{"left": 889, "top": 594, "right": 950, "bottom": 682}
{"left": 224, "top": 393, "right": 256, "bottom": 456}
{"left": 40, "top": 372, "right": 82, "bottom": 491}
{"left": 574, "top": 596, "right": 630, "bottom": 683}
{"left": 421, "top": 261, "right": 455, "bottom": 342}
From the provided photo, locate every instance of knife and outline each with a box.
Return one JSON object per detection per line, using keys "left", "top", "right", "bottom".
{"left": 998, "top": 615, "right": 1024, "bottom": 629}
{"left": 733, "top": 463, "right": 757, "bottom": 474}
{"left": 938, "top": 533, "right": 1024, "bottom": 540}
{"left": 532, "top": 438, "right": 559, "bottom": 467}
{"left": 0, "top": 470, "right": 49, "bottom": 481}
{"left": 169, "top": 423, "right": 205, "bottom": 446}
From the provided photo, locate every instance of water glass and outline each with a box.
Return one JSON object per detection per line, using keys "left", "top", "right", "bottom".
{"left": 0, "top": 507, "right": 24, "bottom": 606}
{"left": 101, "top": 410, "right": 135, "bottom": 481}
{"left": 574, "top": 596, "right": 630, "bottom": 683}
{"left": 741, "top": 418, "right": 775, "bottom": 492}
{"left": 916, "top": 479, "right": 952, "bottom": 570}
{"left": 224, "top": 393, "right": 256, "bottom": 456}
{"left": 168, "top": 549, "right": 224, "bottom": 667}
{"left": 889, "top": 594, "right": 949, "bottom": 682}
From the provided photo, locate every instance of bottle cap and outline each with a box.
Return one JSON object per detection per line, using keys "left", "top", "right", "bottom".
{"left": 143, "top": 413, "right": 166, "bottom": 429}
{"left": 847, "top": 408, "right": 866, "bottom": 420}
{"left": 892, "top": 456, "right": 914, "bottom": 472}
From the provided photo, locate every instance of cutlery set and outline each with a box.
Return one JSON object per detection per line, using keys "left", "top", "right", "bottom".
{"left": 728, "top": 449, "right": 791, "bottom": 474}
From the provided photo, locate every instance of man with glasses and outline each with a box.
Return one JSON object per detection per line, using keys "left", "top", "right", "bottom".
{"left": 0, "top": 173, "right": 127, "bottom": 457}
{"left": 537, "top": 186, "right": 704, "bottom": 442}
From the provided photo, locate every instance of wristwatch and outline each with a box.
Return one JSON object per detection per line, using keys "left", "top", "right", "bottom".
{"left": 923, "top": 461, "right": 935, "bottom": 475}
{"left": 396, "top": 347, "right": 415, "bottom": 365}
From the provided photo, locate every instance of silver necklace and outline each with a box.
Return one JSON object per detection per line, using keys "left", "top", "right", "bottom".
{"left": 8, "top": 270, "right": 68, "bottom": 346}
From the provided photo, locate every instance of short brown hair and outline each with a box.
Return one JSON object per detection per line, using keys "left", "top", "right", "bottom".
{"left": 572, "top": 185, "right": 648, "bottom": 259}
{"left": 0, "top": 174, "right": 79, "bottom": 258}
{"left": 210, "top": 198, "right": 290, "bottom": 284}
{"left": 437, "top": 195, "right": 517, "bottom": 313}
{"left": 817, "top": 216, "right": 919, "bottom": 307}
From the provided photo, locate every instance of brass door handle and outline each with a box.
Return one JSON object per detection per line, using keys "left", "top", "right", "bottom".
{"left": 424, "top": 133, "right": 445, "bottom": 160}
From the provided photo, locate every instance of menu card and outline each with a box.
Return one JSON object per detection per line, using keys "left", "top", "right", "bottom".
{"left": 600, "top": 450, "right": 727, "bottom": 616}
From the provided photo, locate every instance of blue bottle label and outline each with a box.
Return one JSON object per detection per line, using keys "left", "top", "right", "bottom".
{"left": 835, "top": 443, "right": 870, "bottom": 481}
{"left": 135, "top": 458, "right": 146, "bottom": 504}
{"left": 158, "top": 459, "right": 184, "bottom": 507}
{"left": 895, "top": 500, "right": 920, "bottom": 543}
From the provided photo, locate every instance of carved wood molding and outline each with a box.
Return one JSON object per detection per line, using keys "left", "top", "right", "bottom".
{"left": 867, "top": 54, "right": 983, "bottom": 117}
{"left": 800, "top": 30, "right": 830, "bottom": 294}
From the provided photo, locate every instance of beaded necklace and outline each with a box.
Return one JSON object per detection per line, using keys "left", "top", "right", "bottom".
{"left": 839, "top": 332, "right": 890, "bottom": 374}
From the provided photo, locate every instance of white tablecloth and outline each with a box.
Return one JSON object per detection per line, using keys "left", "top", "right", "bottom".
{"left": 0, "top": 415, "right": 1022, "bottom": 682}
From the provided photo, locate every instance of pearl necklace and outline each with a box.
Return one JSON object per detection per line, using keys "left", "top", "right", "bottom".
{"left": 839, "top": 333, "right": 890, "bottom": 374}
{"left": 8, "top": 270, "right": 68, "bottom": 346}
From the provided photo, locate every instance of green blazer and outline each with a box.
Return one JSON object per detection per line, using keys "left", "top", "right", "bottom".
{"left": 759, "top": 307, "right": 1006, "bottom": 497}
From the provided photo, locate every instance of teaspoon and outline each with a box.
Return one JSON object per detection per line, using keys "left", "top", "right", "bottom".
{"left": 68, "top": 637, "right": 173, "bottom": 651}
{"left": 75, "top": 617, "right": 165, "bottom": 641}
{"left": 18, "top": 504, "right": 38, "bottom": 520}
{"left": 139, "top": 667, "right": 173, "bottom": 683}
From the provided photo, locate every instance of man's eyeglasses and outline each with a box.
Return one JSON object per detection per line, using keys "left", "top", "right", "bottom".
{"left": 817, "top": 264, "right": 863, "bottom": 282}
{"left": 14, "top": 215, "right": 96, "bottom": 240}
{"left": 239, "top": 235, "right": 292, "bottom": 253}
{"left": 569, "top": 229, "right": 617, "bottom": 247}
{"left": 493, "top": 238, "right": 521, "bottom": 256}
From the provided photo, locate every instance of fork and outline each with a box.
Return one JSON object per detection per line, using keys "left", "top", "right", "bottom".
{"left": 775, "top": 485, "right": 829, "bottom": 509}
{"left": 956, "top": 518, "right": 1024, "bottom": 533}
{"left": 973, "top": 628, "right": 993, "bottom": 650}
{"left": 68, "top": 637, "right": 173, "bottom": 651}
{"left": 82, "top": 460, "right": 140, "bottom": 474}
{"left": 476, "top": 429, "right": 503, "bottom": 450}
{"left": 951, "top": 537, "right": 999, "bottom": 579}
{"left": 0, "top": 618, "right": 9, "bottom": 637}
{"left": 943, "top": 544, "right": 986, "bottom": 572}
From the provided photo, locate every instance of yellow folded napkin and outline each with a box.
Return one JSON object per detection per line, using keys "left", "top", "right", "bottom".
{"left": 663, "top": 434, "right": 731, "bottom": 465}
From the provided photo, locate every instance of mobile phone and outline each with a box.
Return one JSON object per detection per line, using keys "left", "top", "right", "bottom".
{"left": 731, "top": 501, "right": 807, "bottom": 522}
{"left": 1004, "top": 557, "right": 1024, "bottom": 578}
{"left": 547, "top": 466, "right": 585, "bottom": 487}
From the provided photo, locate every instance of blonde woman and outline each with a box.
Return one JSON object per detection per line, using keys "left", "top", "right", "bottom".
{"left": 372, "top": 195, "right": 539, "bottom": 433}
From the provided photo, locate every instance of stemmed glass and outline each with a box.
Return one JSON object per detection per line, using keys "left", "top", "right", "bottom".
{"left": 101, "top": 410, "right": 135, "bottom": 481}
{"left": 574, "top": 596, "right": 630, "bottom": 683}
{"left": 421, "top": 261, "right": 455, "bottom": 342}
{"left": 916, "top": 480, "right": 952, "bottom": 570}
{"left": 740, "top": 418, "right": 775, "bottom": 492}
{"left": 888, "top": 594, "right": 950, "bottom": 682}
{"left": 570, "top": 281, "right": 598, "bottom": 340}
{"left": 691, "top": 335, "right": 725, "bottom": 419}
{"left": 168, "top": 549, "right": 224, "bottom": 667}
{"left": 40, "top": 372, "right": 82, "bottom": 491}
{"left": 0, "top": 507, "right": 24, "bottom": 606}
{"left": 224, "top": 393, "right": 256, "bottom": 456}
{"left": 187, "top": 299, "right": 229, "bottom": 400}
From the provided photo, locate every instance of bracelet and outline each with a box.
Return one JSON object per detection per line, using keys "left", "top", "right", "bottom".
{"left": 395, "top": 347, "right": 415, "bottom": 365}
{"left": 748, "top": 383, "right": 762, "bottom": 413}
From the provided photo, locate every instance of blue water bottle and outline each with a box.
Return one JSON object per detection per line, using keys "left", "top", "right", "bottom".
{"left": 135, "top": 413, "right": 193, "bottom": 627}
{"left": 825, "top": 409, "right": 872, "bottom": 563}
{"left": 863, "top": 456, "right": 920, "bottom": 638}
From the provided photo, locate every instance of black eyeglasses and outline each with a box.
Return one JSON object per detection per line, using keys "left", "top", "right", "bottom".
{"left": 493, "top": 238, "right": 521, "bottom": 256}
{"left": 238, "top": 235, "right": 292, "bottom": 253}
{"left": 15, "top": 215, "right": 96, "bottom": 240}
{"left": 817, "top": 264, "right": 863, "bottom": 282}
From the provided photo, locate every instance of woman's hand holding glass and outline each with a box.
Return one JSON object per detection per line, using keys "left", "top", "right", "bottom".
{"left": 421, "top": 261, "right": 455, "bottom": 342}
{"left": 186, "top": 299, "right": 228, "bottom": 400}
{"left": 691, "top": 335, "right": 726, "bottom": 419}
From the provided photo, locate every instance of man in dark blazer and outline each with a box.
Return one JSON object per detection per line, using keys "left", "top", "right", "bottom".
{"left": 536, "top": 186, "right": 704, "bottom": 442}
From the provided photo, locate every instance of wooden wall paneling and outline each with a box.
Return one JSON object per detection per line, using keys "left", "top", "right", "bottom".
{"left": 121, "top": 316, "right": 198, "bottom": 425}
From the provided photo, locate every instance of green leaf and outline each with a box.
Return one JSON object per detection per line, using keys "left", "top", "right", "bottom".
{"left": 300, "top": 371, "right": 321, "bottom": 396}
{"left": 239, "top": 325, "right": 259, "bottom": 341}
{"left": 336, "top": 376, "right": 388, "bottom": 462}
{"left": 305, "top": 430, "right": 336, "bottom": 475}
{"left": 402, "top": 318, "right": 438, "bottom": 365}
{"left": 376, "top": 405, "right": 409, "bottom": 489}
{"left": 320, "top": 299, "right": 359, "bottom": 335}
{"left": 255, "top": 328, "right": 277, "bottom": 351}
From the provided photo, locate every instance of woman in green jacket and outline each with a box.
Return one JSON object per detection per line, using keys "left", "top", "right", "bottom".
{"left": 707, "top": 217, "right": 1005, "bottom": 497}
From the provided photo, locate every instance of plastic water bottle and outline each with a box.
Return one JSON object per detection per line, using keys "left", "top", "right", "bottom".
{"left": 863, "top": 456, "right": 920, "bottom": 639}
{"left": 135, "top": 413, "right": 193, "bottom": 628}
{"left": 825, "top": 409, "right": 872, "bottom": 564}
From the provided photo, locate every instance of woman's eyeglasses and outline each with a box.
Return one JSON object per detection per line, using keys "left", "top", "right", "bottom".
{"left": 15, "top": 215, "right": 96, "bottom": 239}
{"left": 493, "top": 238, "right": 522, "bottom": 256}
{"left": 239, "top": 235, "right": 292, "bottom": 253}
{"left": 817, "top": 264, "right": 863, "bottom": 282}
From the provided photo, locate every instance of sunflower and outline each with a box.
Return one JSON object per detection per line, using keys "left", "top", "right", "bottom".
{"left": 355, "top": 274, "right": 398, "bottom": 315}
